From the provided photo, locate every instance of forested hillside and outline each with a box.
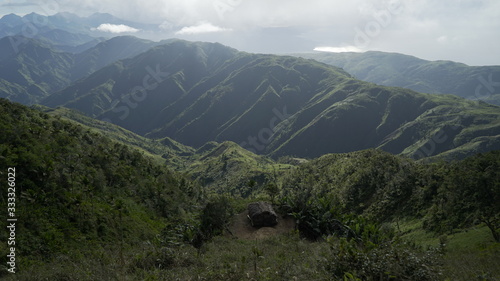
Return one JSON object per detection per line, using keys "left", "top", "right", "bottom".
{"left": 0, "top": 99, "right": 202, "bottom": 279}
{"left": 0, "top": 36, "right": 161, "bottom": 104}
{"left": 296, "top": 51, "right": 500, "bottom": 105}
{"left": 0, "top": 6, "right": 498, "bottom": 280}
{"left": 41, "top": 40, "right": 500, "bottom": 160}
{"left": 1, "top": 99, "right": 498, "bottom": 280}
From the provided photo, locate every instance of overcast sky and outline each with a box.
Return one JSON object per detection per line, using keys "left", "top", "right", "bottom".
{"left": 1, "top": 0, "right": 499, "bottom": 65}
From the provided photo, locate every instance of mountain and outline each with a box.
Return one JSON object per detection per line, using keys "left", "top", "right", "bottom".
{"left": 0, "top": 13, "right": 23, "bottom": 29}
{"left": 40, "top": 105, "right": 286, "bottom": 197}
{"left": 38, "top": 105, "right": 194, "bottom": 163}
{"left": 0, "top": 12, "right": 162, "bottom": 42}
{"left": 0, "top": 36, "right": 74, "bottom": 104}
{"left": 186, "top": 140, "right": 289, "bottom": 197}
{"left": 1, "top": 100, "right": 498, "bottom": 280}
{"left": 71, "top": 36, "right": 167, "bottom": 80}
{"left": 42, "top": 39, "right": 500, "bottom": 160}
{"left": 0, "top": 98, "right": 201, "bottom": 279}
{"left": 33, "top": 29, "right": 104, "bottom": 53}
{"left": 0, "top": 13, "right": 96, "bottom": 49}
{"left": 0, "top": 12, "right": 162, "bottom": 56}
{"left": 0, "top": 12, "right": 129, "bottom": 36}
{"left": 0, "top": 35, "right": 161, "bottom": 104}
{"left": 294, "top": 51, "right": 500, "bottom": 105}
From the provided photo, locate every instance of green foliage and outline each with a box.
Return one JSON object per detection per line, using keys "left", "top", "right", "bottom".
{"left": 0, "top": 99, "right": 200, "bottom": 273}
{"left": 0, "top": 99, "right": 499, "bottom": 279}
{"left": 44, "top": 107, "right": 290, "bottom": 198}
{"left": 187, "top": 141, "right": 279, "bottom": 197}
{"left": 296, "top": 51, "right": 500, "bottom": 106}
{"left": 423, "top": 151, "right": 500, "bottom": 241}
{"left": 197, "top": 196, "right": 234, "bottom": 241}
{"left": 278, "top": 148, "right": 500, "bottom": 244}
{"left": 275, "top": 149, "right": 445, "bottom": 279}
{"left": 37, "top": 39, "right": 500, "bottom": 160}
{"left": 325, "top": 237, "right": 443, "bottom": 281}
{"left": 279, "top": 149, "right": 419, "bottom": 222}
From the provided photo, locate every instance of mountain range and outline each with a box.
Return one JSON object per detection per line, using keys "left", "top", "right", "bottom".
{"left": 40, "top": 39, "right": 500, "bottom": 159}
{"left": 1, "top": 13, "right": 500, "bottom": 160}
{"left": 295, "top": 51, "right": 500, "bottom": 105}
{"left": 1, "top": 12, "right": 499, "bottom": 280}
{"left": 0, "top": 35, "right": 163, "bottom": 104}
{"left": 0, "top": 12, "right": 160, "bottom": 49}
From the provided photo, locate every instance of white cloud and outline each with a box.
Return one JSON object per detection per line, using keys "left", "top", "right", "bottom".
{"left": 159, "top": 21, "right": 174, "bottom": 31}
{"left": 175, "top": 22, "right": 231, "bottom": 35}
{"left": 93, "top": 23, "right": 140, "bottom": 33}
{"left": 314, "top": 46, "right": 364, "bottom": 53}
{"left": 436, "top": 35, "right": 448, "bottom": 44}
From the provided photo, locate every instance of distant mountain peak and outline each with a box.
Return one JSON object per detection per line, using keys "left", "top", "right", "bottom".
{"left": 23, "top": 12, "right": 47, "bottom": 19}
{"left": 88, "top": 12, "right": 117, "bottom": 22}
{"left": 1, "top": 13, "right": 21, "bottom": 20}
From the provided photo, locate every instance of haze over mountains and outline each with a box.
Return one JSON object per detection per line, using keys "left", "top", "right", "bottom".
{"left": 1, "top": 9, "right": 500, "bottom": 279}
{"left": 1, "top": 12, "right": 500, "bottom": 161}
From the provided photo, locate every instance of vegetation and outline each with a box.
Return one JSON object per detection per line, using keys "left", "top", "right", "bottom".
{"left": 36, "top": 39, "right": 500, "bottom": 160}
{"left": 2, "top": 34, "right": 500, "bottom": 160}
{"left": 0, "top": 99, "right": 202, "bottom": 279}
{"left": 0, "top": 98, "right": 497, "bottom": 279}
{"left": 0, "top": 35, "right": 499, "bottom": 280}
{"left": 276, "top": 149, "right": 500, "bottom": 242}
{"left": 39, "top": 106, "right": 288, "bottom": 196}
{"left": 295, "top": 51, "right": 500, "bottom": 106}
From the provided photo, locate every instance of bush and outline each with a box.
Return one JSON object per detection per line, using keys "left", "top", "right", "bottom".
{"left": 325, "top": 237, "right": 443, "bottom": 281}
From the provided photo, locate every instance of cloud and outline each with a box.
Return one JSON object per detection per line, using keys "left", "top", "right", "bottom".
{"left": 1, "top": 2, "right": 37, "bottom": 7}
{"left": 175, "top": 22, "right": 231, "bottom": 35}
{"left": 8, "top": 0, "right": 500, "bottom": 65}
{"left": 93, "top": 23, "right": 140, "bottom": 33}
{"left": 314, "top": 46, "right": 364, "bottom": 53}
{"left": 436, "top": 35, "right": 448, "bottom": 44}
{"left": 159, "top": 21, "right": 174, "bottom": 31}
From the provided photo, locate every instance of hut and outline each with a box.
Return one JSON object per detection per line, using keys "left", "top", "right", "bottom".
{"left": 247, "top": 202, "right": 278, "bottom": 227}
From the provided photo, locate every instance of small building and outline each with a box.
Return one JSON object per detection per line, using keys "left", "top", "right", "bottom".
{"left": 247, "top": 202, "right": 278, "bottom": 227}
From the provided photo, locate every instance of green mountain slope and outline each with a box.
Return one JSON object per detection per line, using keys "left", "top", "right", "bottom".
{"left": 0, "top": 98, "right": 201, "bottom": 278}
{"left": 277, "top": 148, "right": 500, "bottom": 252}
{"left": 71, "top": 36, "right": 165, "bottom": 81}
{"left": 270, "top": 86, "right": 500, "bottom": 159}
{"left": 33, "top": 28, "right": 104, "bottom": 53}
{"left": 38, "top": 106, "right": 283, "bottom": 196}
{"left": 42, "top": 40, "right": 500, "bottom": 160}
{"left": 295, "top": 51, "right": 500, "bottom": 105}
{"left": 1, "top": 99, "right": 497, "bottom": 280}
{"left": 0, "top": 36, "right": 161, "bottom": 105}
{"left": 187, "top": 141, "right": 292, "bottom": 197}
{"left": 0, "top": 36, "right": 74, "bottom": 104}
{"left": 37, "top": 105, "right": 194, "bottom": 165}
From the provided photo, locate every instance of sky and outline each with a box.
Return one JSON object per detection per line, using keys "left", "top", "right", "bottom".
{"left": 1, "top": 0, "right": 499, "bottom": 66}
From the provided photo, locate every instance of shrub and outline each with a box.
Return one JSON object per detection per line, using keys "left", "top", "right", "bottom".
{"left": 325, "top": 237, "right": 442, "bottom": 281}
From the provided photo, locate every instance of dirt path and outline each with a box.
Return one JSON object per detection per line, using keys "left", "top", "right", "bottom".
{"left": 227, "top": 210, "right": 296, "bottom": 240}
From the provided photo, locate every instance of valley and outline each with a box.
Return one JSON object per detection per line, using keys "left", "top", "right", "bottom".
{"left": 0, "top": 11, "right": 499, "bottom": 280}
